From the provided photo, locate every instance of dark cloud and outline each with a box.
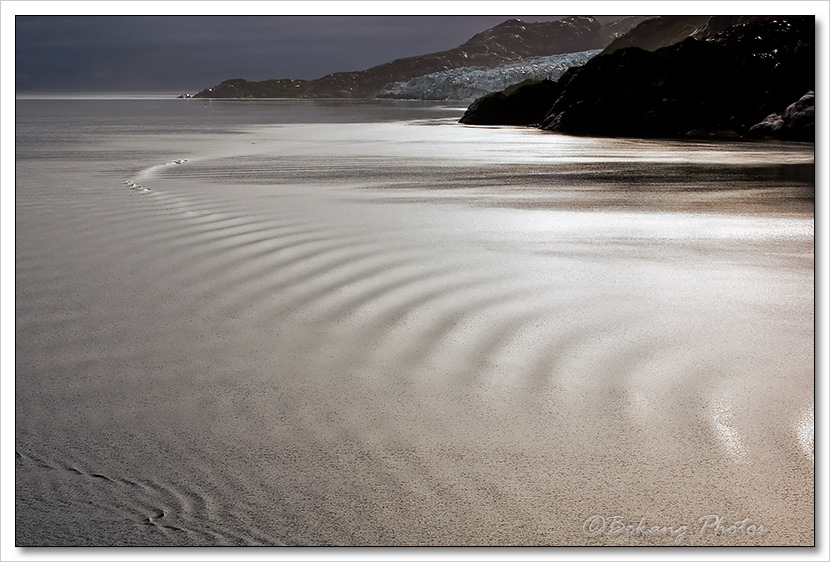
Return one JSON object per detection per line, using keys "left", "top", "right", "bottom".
{"left": 15, "top": 15, "right": 577, "bottom": 92}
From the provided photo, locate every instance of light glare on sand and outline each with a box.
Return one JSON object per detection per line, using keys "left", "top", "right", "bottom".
{"left": 15, "top": 99, "right": 814, "bottom": 546}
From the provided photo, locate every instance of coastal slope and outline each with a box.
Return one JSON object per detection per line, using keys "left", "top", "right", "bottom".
{"left": 459, "top": 16, "right": 815, "bottom": 142}
{"left": 193, "top": 16, "right": 650, "bottom": 99}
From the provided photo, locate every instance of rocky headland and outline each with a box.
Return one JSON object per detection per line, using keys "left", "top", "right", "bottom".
{"left": 459, "top": 16, "right": 814, "bottom": 142}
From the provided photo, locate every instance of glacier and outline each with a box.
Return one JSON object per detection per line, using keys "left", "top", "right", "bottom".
{"left": 376, "top": 50, "right": 601, "bottom": 101}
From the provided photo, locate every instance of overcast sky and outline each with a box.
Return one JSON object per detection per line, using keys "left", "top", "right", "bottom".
{"left": 15, "top": 15, "right": 591, "bottom": 93}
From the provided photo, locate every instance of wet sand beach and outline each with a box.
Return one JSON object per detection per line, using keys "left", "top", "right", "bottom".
{"left": 15, "top": 99, "right": 814, "bottom": 546}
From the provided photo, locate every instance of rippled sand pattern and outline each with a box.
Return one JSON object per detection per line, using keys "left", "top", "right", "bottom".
{"left": 16, "top": 104, "right": 814, "bottom": 545}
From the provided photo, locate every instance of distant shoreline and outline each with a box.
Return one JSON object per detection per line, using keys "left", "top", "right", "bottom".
{"left": 14, "top": 92, "right": 189, "bottom": 100}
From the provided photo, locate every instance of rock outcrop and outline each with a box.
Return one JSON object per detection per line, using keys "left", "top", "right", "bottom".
{"left": 748, "top": 91, "right": 815, "bottom": 142}
{"left": 459, "top": 79, "right": 566, "bottom": 125}
{"left": 540, "top": 16, "right": 814, "bottom": 139}
{"left": 460, "top": 16, "right": 814, "bottom": 142}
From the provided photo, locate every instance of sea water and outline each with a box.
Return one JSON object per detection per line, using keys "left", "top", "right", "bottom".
{"left": 15, "top": 97, "right": 814, "bottom": 546}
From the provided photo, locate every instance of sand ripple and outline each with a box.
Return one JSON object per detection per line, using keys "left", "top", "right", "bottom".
{"left": 15, "top": 118, "right": 814, "bottom": 545}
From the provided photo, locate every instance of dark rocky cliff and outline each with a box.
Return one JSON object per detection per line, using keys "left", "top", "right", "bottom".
{"left": 458, "top": 79, "right": 566, "bottom": 126}
{"left": 460, "top": 16, "right": 814, "bottom": 142}
{"left": 193, "top": 16, "right": 650, "bottom": 99}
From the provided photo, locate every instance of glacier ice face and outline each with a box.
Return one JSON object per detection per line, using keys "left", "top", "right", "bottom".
{"left": 376, "top": 50, "right": 601, "bottom": 101}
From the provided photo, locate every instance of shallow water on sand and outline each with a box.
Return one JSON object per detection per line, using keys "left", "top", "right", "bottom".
{"left": 15, "top": 98, "right": 814, "bottom": 546}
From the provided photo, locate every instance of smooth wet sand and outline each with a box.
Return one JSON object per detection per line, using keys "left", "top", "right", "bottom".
{"left": 15, "top": 111, "right": 814, "bottom": 546}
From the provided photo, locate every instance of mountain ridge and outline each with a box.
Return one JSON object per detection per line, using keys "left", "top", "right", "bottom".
{"left": 192, "top": 16, "right": 651, "bottom": 99}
